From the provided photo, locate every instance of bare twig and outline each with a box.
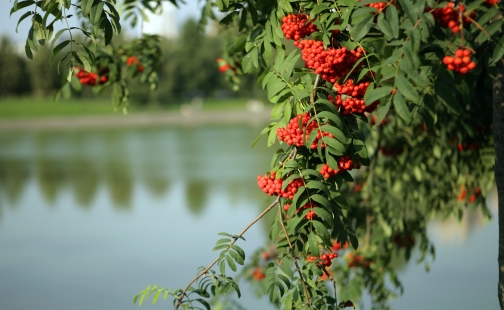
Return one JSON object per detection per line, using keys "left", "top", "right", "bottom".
{"left": 278, "top": 204, "right": 311, "bottom": 309}
{"left": 322, "top": 268, "right": 337, "bottom": 305}
{"left": 175, "top": 197, "right": 280, "bottom": 309}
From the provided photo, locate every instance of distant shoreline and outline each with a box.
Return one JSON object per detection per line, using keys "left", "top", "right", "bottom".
{"left": 0, "top": 110, "right": 271, "bottom": 131}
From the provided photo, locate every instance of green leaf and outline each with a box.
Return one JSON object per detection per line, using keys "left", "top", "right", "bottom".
{"left": 364, "top": 85, "right": 393, "bottom": 106}
{"left": 377, "top": 13, "right": 393, "bottom": 38}
{"left": 312, "top": 220, "right": 330, "bottom": 243}
{"left": 393, "top": 93, "right": 411, "bottom": 124}
{"left": 434, "top": 80, "right": 461, "bottom": 114}
{"left": 492, "top": 34, "right": 504, "bottom": 64}
{"left": 396, "top": 74, "right": 419, "bottom": 102}
{"left": 351, "top": 16, "right": 373, "bottom": 41}
{"left": 81, "top": 0, "right": 94, "bottom": 16}
{"left": 90, "top": 1, "right": 104, "bottom": 25}
{"left": 102, "top": 18, "right": 113, "bottom": 45}
{"left": 24, "top": 41, "right": 33, "bottom": 59}
{"left": 308, "top": 231, "right": 319, "bottom": 256}
{"left": 50, "top": 39, "right": 70, "bottom": 63}
{"left": 324, "top": 137, "right": 346, "bottom": 154}
{"left": 386, "top": 5, "right": 399, "bottom": 38}
{"left": 313, "top": 207, "right": 333, "bottom": 224}
{"left": 397, "top": 0, "right": 418, "bottom": 22}
{"left": 16, "top": 11, "right": 33, "bottom": 33}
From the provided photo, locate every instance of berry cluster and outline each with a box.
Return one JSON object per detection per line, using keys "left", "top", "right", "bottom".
{"left": 74, "top": 66, "right": 108, "bottom": 86}
{"left": 307, "top": 253, "right": 339, "bottom": 267}
{"left": 331, "top": 241, "right": 349, "bottom": 252}
{"left": 365, "top": 0, "right": 398, "bottom": 13}
{"left": 276, "top": 113, "right": 334, "bottom": 149}
{"left": 457, "top": 186, "right": 481, "bottom": 202}
{"left": 380, "top": 146, "right": 404, "bottom": 156}
{"left": 347, "top": 253, "right": 372, "bottom": 268}
{"left": 320, "top": 156, "right": 360, "bottom": 178}
{"left": 330, "top": 78, "right": 379, "bottom": 115}
{"left": 295, "top": 40, "right": 364, "bottom": 83}
{"left": 328, "top": 94, "right": 378, "bottom": 115}
{"left": 126, "top": 56, "right": 144, "bottom": 72}
{"left": 257, "top": 172, "right": 303, "bottom": 199}
{"left": 429, "top": 3, "right": 475, "bottom": 33}
{"left": 485, "top": 0, "right": 498, "bottom": 5}
{"left": 457, "top": 142, "right": 479, "bottom": 151}
{"left": 370, "top": 115, "right": 390, "bottom": 127}
{"left": 252, "top": 267, "right": 266, "bottom": 280}
{"left": 393, "top": 234, "right": 416, "bottom": 248}
{"left": 334, "top": 79, "right": 369, "bottom": 98}
{"left": 281, "top": 13, "right": 317, "bottom": 41}
{"left": 216, "top": 57, "right": 231, "bottom": 72}
{"left": 284, "top": 202, "right": 319, "bottom": 220}
{"left": 443, "top": 48, "right": 477, "bottom": 74}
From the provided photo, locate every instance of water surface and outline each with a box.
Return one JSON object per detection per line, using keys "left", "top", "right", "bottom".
{"left": 0, "top": 125, "right": 498, "bottom": 310}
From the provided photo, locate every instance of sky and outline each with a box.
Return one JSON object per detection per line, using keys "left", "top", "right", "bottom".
{"left": 1, "top": 0, "right": 203, "bottom": 44}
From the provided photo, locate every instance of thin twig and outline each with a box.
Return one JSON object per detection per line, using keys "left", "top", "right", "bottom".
{"left": 175, "top": 197, "right": 280, "bottom": 309}
{"left": 310, "top": 74, "right": 321, "bottom": 106}
{"left": 322, "top": 268, "right": 337, "bottom": 305}
{"left": 278, "top": 204, "right": 311, "bottom": 309}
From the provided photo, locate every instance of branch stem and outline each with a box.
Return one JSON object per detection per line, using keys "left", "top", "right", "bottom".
{"left": 278, "top": 204, "right": 311, "bottom": 309}
{"left": 175, "top": 197, "right": 280, "bottom": 309}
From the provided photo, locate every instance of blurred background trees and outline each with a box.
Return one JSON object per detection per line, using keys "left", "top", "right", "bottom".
{"left": 0, "top": 19, "right": 265, "bottom": 105}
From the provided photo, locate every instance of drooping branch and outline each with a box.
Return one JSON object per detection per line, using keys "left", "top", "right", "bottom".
{"left": 175, "top": 196, "right": 280, "bottom": 309}
{"left": 493, "top": 59, "right": 504, "bottom": 310}
{"left": 278, "top": 204, "right": 311, "bottom": 309}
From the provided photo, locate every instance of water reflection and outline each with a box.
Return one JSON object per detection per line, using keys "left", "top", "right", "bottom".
{"left": 0, "top": 158, "right": 29, "bottom": 205}
{"left": 0, "top": 125, "right": 273, "bottom": 213}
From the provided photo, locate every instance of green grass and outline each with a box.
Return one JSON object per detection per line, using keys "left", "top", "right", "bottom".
{"left": 0, "top": 97, "right": 251, "bottom": 119}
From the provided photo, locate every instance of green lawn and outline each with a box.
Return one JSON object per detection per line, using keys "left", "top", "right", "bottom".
{"left": 0, "top": 97, "right": 251, "bottom": 119}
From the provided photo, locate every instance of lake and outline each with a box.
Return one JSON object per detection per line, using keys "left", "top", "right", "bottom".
{"left": 0, "top": 124, "right": 499, "bottom": 310}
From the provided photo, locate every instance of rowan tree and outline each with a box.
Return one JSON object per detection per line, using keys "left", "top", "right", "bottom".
{"left": 9, "top": 0, "right": 504, "bottom": 308}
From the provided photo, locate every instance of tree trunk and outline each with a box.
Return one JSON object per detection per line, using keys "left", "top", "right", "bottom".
{"left": 494, "top": 59, "right": 504, "bottom": 309}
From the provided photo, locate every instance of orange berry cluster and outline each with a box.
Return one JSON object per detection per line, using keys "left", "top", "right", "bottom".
{"left": 429, "top": 3, "right": 475, "bottom": 33}
{"left": 328, "top": 93, "right": 378, "bottom": 115}
{"left": 295, "top": 40, "right": 364, "bottom": 83}
{"left": 281, "top": 13, "right": 317, "bottom": 41}
{"left": 380, "top": 146, "right": 404, "bottom": 156}
{"left": 365, "top": 0, "right": 398, "bottom": 13}
{"left": 74, "top": 66, "right": 108, "bottom": 86}
{"left": 347, "top": 253, "right": 372, "bottom": 268}
{"left": 276, "top": 113, "right": 334, "bottom": 149}
{"left": 126, "top": 56, "right": 144, "bottom": 72}
{"left": 331, "top": 241, "right": 349, "bottom": 252}
{"left": 284, "top": 201, "right": 319, "bottom": 220}
{"left": 252, "top": 267, "right": 266, "bottom": 280}
{"left": 457, "top": 186, "right": 481, "bottom": 202}
{"left": 370, "top": 115, "right": 390, "bottom": 127}
{"left": 320, "top": 156, "right": 360, "bottom": 179}
{"left": 443, "top": 48, "right": 476, "bottom": 74}
{"left": 307, "top": 253, "right": 339, "bottom": 267}
{"left": 485, "top": 0, "right": 498, "bottom": 5}
{"left": 257, "top": 172, "right": 303, "bottom": 199}
{"left": 334, "top": 79, "right": 369, "bottom": 98}
{"left": 457, "top": 142, "right": 479, "bottom": 151}
{"left": 329, "top": 78, "right": 379, "bottom": 115}
{"left": 393, "top": 234, "right": 415, "bottom": 248}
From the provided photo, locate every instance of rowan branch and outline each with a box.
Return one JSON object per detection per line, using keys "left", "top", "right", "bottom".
{"left": 278, "top": 204, "right": 311, "bottom": 309}
{"left": 175, "top": 196, "right": 280, "bottom": 309}
{"left": 322, "top": 267, "right": 337, "bottom": 306}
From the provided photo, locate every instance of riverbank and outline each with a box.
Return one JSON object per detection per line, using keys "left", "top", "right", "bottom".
{"left": 0, "top": 109, "right": 271, "bottom": 131}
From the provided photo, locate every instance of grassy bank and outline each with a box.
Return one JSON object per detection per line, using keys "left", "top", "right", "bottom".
{"left": 0, "top": 97, "right": 252, "bottom": 119}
